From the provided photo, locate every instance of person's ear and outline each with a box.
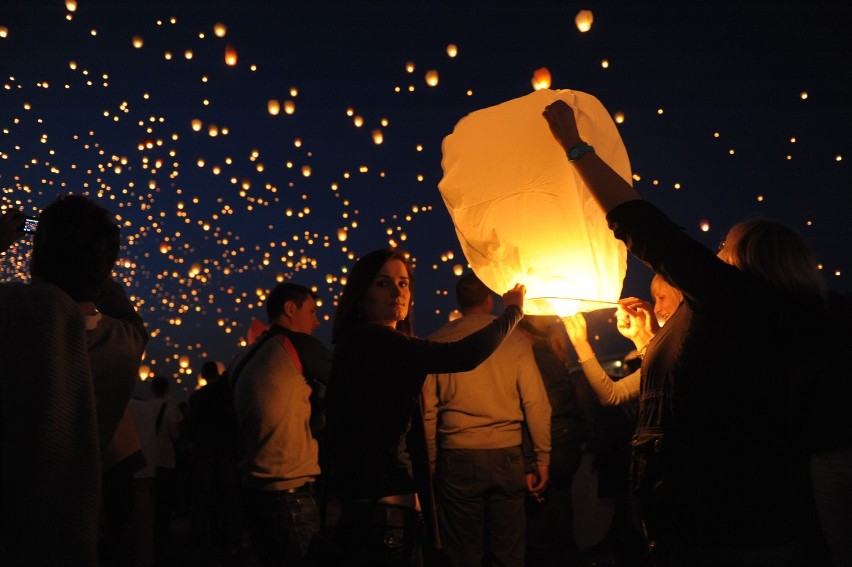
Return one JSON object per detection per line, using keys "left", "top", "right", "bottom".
{"left": 283, "top": 300, "right": 297, "bottom": 318}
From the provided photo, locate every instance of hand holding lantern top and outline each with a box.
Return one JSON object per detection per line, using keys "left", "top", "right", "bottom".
{"left": 542, "top": 100, "right": 582, "bottom": 152}
{"left": 501, "top": 283, "right": 526, "bottom": 312}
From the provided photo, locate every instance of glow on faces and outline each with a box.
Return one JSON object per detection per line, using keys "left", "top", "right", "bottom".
{"left": 364, "top": 259, "right": 411, "bottom": 328}
{"left": 289, "top": 296, "right": 320, "bottom": 335}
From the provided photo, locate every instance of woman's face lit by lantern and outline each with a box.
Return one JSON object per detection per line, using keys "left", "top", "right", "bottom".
{"left": 653, "top": 282, "right": 681, "bottom": 325}
{"left": 363, "top": 258, "right": 411, "bottom": 328}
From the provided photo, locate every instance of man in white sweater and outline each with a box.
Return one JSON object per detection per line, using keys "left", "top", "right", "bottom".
{"left": 422, "top": 272, "right": 551, "bottom": 567}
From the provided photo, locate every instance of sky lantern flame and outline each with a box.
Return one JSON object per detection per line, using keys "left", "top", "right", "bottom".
{"left": 268, "top": 99, "right": 280, "bottom": 116}
{"left": 575, "top": 10, "right": 594, "bottom": 32}
{"left": 225, "top": 44, "right": 237, "bottom": 66}
{"left": 439, "top": 89, "right": 629, "bottom": 316}
{"left": 132, "top": 35, "right": 144, "bottom": 48}
{"left": 214, "top": 23, "right": 227, "bottom": 37}
{"left": 531, "top": 67, "right": 551, "bottom": 90}
{"left": 425, "top": 70, "right": 439, "bottom": 87}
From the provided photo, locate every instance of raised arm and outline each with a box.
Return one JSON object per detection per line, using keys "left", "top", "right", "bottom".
{"left": 542, "top": 100, "right": 640, "bottom": 213}
{"left": 563, "top": 313, "right": 639, "bottom": 406}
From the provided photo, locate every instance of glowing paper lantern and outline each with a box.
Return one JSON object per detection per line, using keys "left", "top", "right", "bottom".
{"left": 425, "top": 70, "right": 439, "bottom": 87}
{"left": 439, "top": 88, "right": 630, "bottom": 316}
{"left": 268, "top": 99, "right": 280, "bottom": 116}
{"left": 575, "top": 10, "right": 594, "bottom": 32}
{"left": 214, "top": 23, "right": 227, "bottom": 37}
{"left": 132, "top": 35, "right": 144, "bottom": 48}
{"left": 225, "top": 44, "right": 237, "bottom": 66}
{"left": 531, "top": 67, "right": 551, "bottom": 90}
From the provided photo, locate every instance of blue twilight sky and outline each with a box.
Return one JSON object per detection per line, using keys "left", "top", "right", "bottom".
{"left": 1, "top": 0, "right": 850, "bottom": 397}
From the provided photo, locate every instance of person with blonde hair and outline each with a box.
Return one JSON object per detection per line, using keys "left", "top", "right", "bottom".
{"left": 564, "top": 275, "right": 683, "bottom": 407}
{"left": 543, "top": 100, "right": 827, "bottom": 565}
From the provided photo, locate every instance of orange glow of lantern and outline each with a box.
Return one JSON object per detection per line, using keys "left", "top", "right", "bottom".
{"left": 699, "top": 220, "right": 711, "bottom": 232}
{"left": 139, "top": 365, "right": 151, "bottom": 380}
{"left": 283, "top": 100, "right": 295, "bottom": 115}
{"left": 191, "top": 119, "right": 202, "bottom": 131}
{"left": 614, "top": 111, "right": 625, "bottom": 124}
{"left": 214, "top": 23, "right": 227, "bottom": 37}
{"left": 575, "top": 10, "right": 594, "bottom": 32}
{"left": 439, "top": 89, "right": 629, "bottom": 316}
{"left": 425, "top": 70, "right": 439, "bottom": 87}
{"left": 132, "top": 35, "right": 144, "bottom": 48}
{"left": 301, "top": 165, "right": 312, "bottom": 177}
{"left": 447, "top": 44, "right": 458, "bottom": 58}
{"left": 65, "top": 0, "right": 77, "bottom": 12}
{"left": 224, "top": 44, "right": 237, "bottom": 66}
{"left": 268, "top": 99, "right": 280, "bottom": 116}
{"left": 372, "top": 129, "right": 384, "bottom": 144}
{"left": 179, "top": 356, "right": 190, "bottom": 369}
{"left": 0, "top": 27, "right": 7, "bottom": 39}
{"left": 337, "top": 228, "right": 348, "bottom": 242}
{"left": 531, "top": 67, "right": 551, "bottom": 90}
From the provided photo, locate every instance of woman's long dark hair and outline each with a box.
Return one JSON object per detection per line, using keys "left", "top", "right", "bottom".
{"left": 332, "top": 248, "right": 415, "bottom": 343}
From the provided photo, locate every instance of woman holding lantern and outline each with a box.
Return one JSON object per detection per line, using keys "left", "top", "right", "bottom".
{"left": 324, "top": 247, "right": 526, "bottom": 566}
{"left": 543, "top": 100, "right": 826, "bottom": 565}
{"left": 564, "top": 275, "right": 684, "bottom": 407}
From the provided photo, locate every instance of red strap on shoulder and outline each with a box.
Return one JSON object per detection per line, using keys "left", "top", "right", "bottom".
{"left": 275, "top": 333, "right": 303, "bottom": 374}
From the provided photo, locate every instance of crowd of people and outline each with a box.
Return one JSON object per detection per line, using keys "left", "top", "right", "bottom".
{"left": 1, "top": 97, "right": 850, "bottom": 567}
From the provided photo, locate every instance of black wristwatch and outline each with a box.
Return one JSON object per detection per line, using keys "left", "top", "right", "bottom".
{"left": 567, "top": 142, "right": 595, "bottom": 162}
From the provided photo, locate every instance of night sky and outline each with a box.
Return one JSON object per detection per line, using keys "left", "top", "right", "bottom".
{"left": 2, "top": 0, "right": 850, "bottom": 398}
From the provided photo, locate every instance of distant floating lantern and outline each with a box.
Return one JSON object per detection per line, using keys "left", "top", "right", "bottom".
{"left": 337, "top": 228, "right": 347, "bottom": 242}
{"left": 179, "top": 355, "right": 190, "bottom": 369}
{"left": 353, "top": 115, "right": 364, "bottom": 127}
{"left": 224, "top": 44, "right": 237, "bottom": 66}
{"left": 191, "top": 118, "right": 202, "bottom": 131}
{"left": 283, "top": 100, "right": 295, "bottom": 115}
{"left": 453, "top": 264, "right": 464, "bottom": 276}
{"left": 800, "top": 91, "right": 808, "bottom": 100}
{"left": 159, "top": 243, "right": 170, "bottom": 254}
{"left": 406, "top": 61, "right": 415, "bottom": 73}
{"left": 132, "top": 35, "right": 144, "bottom": 48}
{"left": 699, "top": 220, "right": 711, "bottom": 232}
{"left": 425, "top": 70, "right": 439, "bottom": 87}
{"left": 301, "top": 165, "right": 312, "bottom": 177}
{"left": 531, "top": 67, "right": 551, "bottom": 91}
{"left": 268, "top": 99, "right": 280, "bottom": 116}
{"left": 208, "top": 124, "right": 218, "bottom": 137}
{"left": 614, "top": 111, "right": 625, "bottom": 124}
{"left": 65, "top": 0, "right": 77, "bottom": 12}
{"left": 575, "top": 10, "right": 594, "bottom": 32}
{"left": 214, "top": 23, "right": 227, "bottom": 37}
{"left": 601, "top": 59, "right": 609, "bottom": 69}
{"left": 447, "top": 44, "right": 458, "bottom": 58}
{"left": 0, "top": 27, "right": 7, "bottom": 39}
{"left": 139, "top": 365, "right": 151, "bottom": 380}
{"left": 372, "top": 129, "right": 384, "bottom": 144}
{"left": 440, "top": 88, "right": 629, "bottom": 316}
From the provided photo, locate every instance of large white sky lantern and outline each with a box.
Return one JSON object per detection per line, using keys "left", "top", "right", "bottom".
{"left": 439, "top": 89, "right": 631, "bottom": 316}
